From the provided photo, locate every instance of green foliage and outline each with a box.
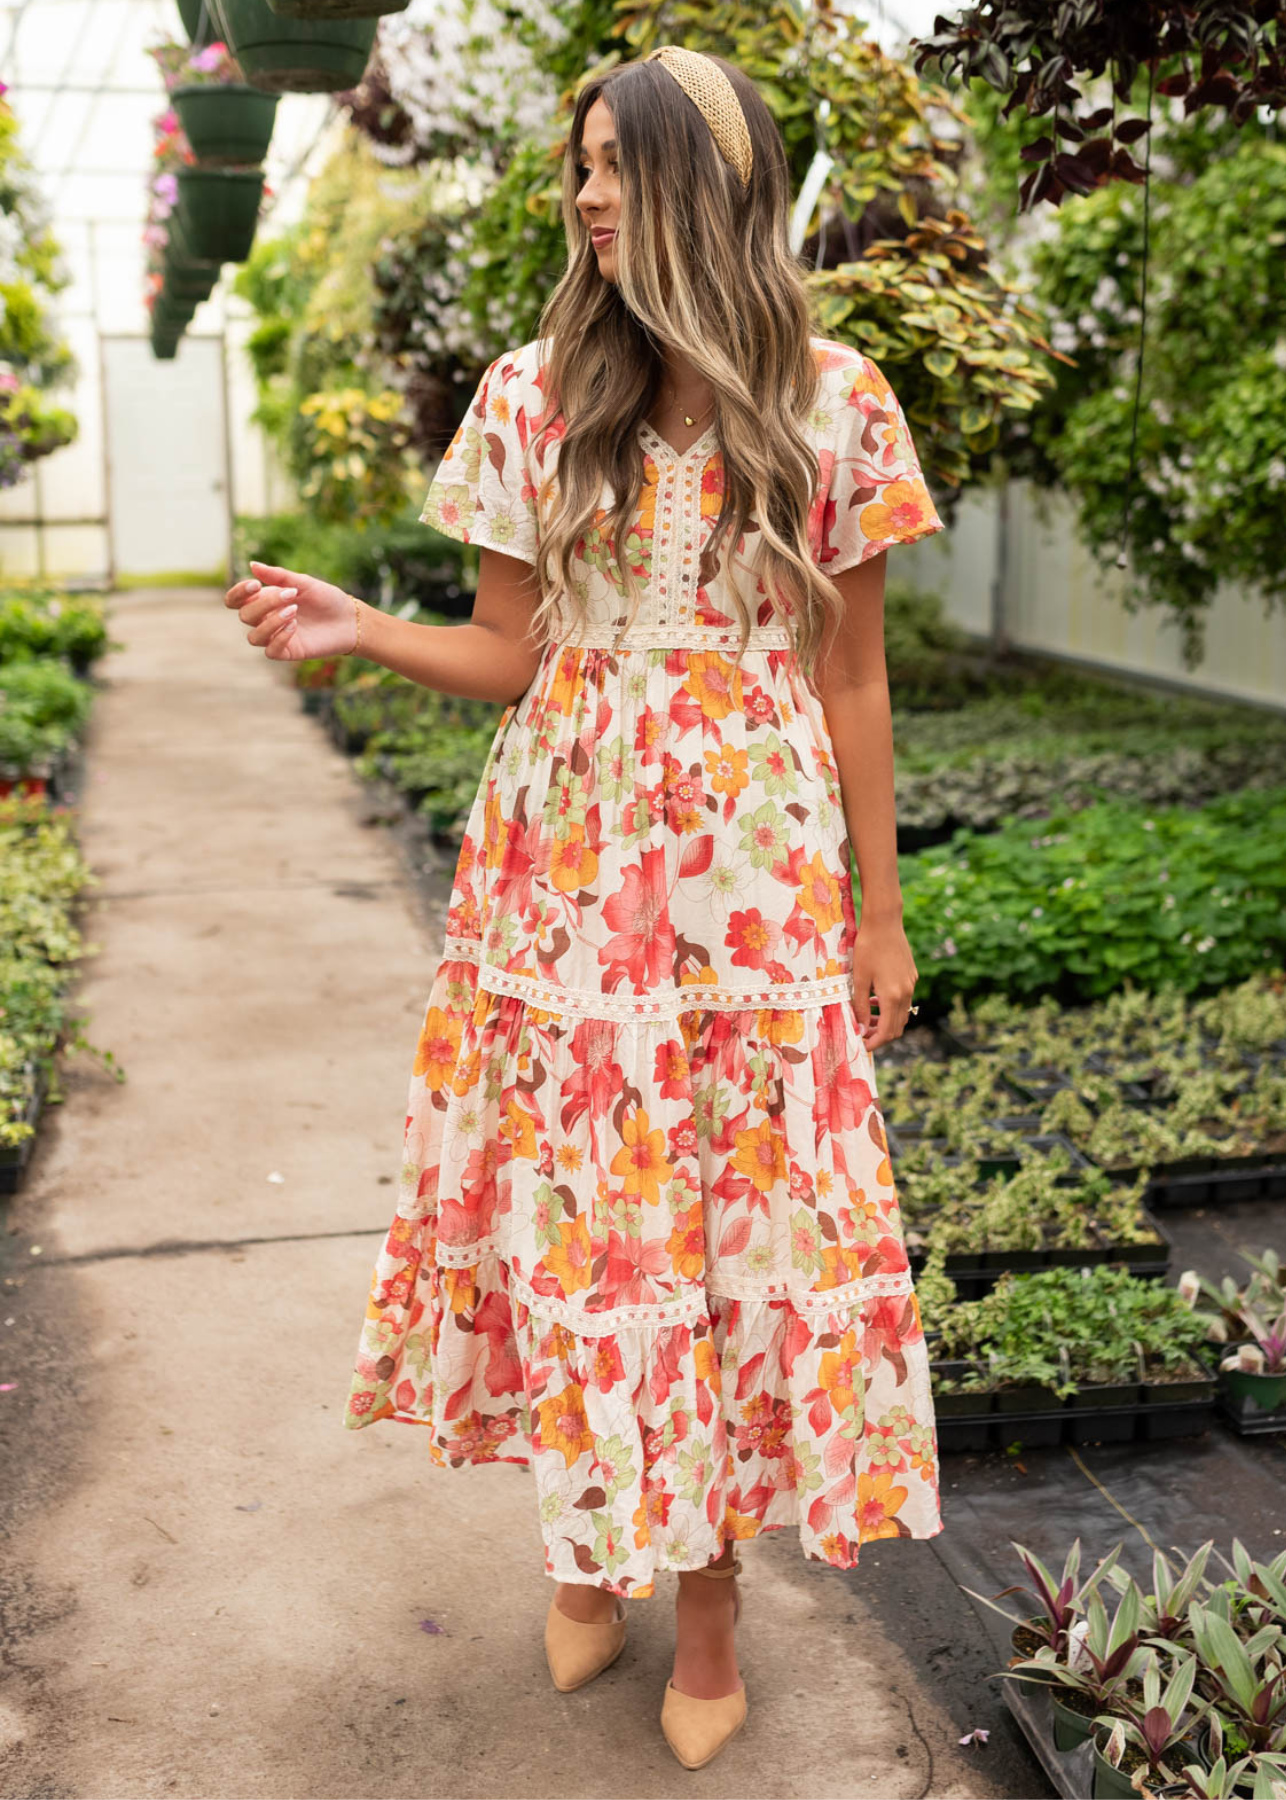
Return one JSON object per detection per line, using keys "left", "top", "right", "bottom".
{"left": 1010, "top": 140, "right": 1286, "bottom": 664}
{"left": 931, "top": 1263, "right": 1213, "bottom": 1392}
{"left": 807, "top": 210, "right": 1063, "bottom": 492}
{"left": 0, "top": 95, "right": 79, "bottom": 481}
{"left": 0, "top": 660, "right": 93, "bottom": 778}
{"left": 0, "top": 587, "right": 112, "bottom": 669}
{"left": 898, "top": 787, "right": 1286, "bottom": 1009}
{"left": 233, "top": 507, "right": 469, "bottom": 606}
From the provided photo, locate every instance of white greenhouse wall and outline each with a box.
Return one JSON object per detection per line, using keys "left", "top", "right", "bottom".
{"left": 893, "top": 480, "right": 1286, "bottom": 713}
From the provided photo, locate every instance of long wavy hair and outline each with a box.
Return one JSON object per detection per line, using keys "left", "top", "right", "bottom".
{"left": 527, "top": 51, "right": 847, "bottom": 681}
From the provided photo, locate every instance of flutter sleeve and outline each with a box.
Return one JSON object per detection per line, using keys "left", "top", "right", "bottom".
{"left": 419, "top": 349, "right": 539, "bottom": 565}
{"left": 815, "top": 352, "right": 945, "bottom": 576}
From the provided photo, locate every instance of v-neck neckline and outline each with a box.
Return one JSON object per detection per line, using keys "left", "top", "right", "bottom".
{"left": 638, "top": 417, "right": 719, "bottom": 464}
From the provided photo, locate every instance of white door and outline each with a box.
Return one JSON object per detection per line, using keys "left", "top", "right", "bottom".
{"left": 100, "top": 334, "right": 231, "bottom": 582}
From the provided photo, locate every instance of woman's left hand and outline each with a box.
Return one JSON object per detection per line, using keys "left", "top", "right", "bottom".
{"left": 850, "top": 914, "right": 919, "bottom": 1051}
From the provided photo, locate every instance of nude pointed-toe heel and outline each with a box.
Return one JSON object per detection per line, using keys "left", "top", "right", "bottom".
{"left": 661, "top": 1555, "right": 746, "bottom": 1769}
{"left": 544, "top": 1593, "right": 628, "bottom": 1692}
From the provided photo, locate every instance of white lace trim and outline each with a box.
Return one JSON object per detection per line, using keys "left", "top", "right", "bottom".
{"left": 432, "top": 938, "right": 857, "bottom": 1021}
{"left": 549, "top": 624, "right": 795, "bottom": 651}
{"left": 422, "top": 1251, "right": 914, "bottom": 1333}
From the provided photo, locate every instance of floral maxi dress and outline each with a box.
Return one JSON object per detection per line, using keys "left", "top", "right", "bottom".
{"left": 345, "top": 334, "right": 948, "bottom": 1596}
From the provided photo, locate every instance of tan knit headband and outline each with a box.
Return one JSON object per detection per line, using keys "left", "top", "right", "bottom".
{"left": 646, "top": 46, "right": 753, "bottom": 190}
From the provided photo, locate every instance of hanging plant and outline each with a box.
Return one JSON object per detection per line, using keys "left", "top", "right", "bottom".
{"left": 267, "top": 0, "right": 407, "bottom": 17}
{"left": 210, "top": 0, "right": 377, "bottom": 94}
{"left": 175, "top": 165, "right": 268, "bottom": 261}
{"left": 153, "top": 35, "right": 281, "bottom": 165}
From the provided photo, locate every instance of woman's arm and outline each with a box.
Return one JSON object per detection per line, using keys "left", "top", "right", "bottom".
{"left": 229, "top": 547, "right": 545, "bottom": 707}
{"left": 812, "top": 550, "right": 919, "bottom": 1049}
{"left": 356, "top": 547, "right": 545, "bottom": 705}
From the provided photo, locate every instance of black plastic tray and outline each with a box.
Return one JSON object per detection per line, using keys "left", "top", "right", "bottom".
{"left": 0, "top": 1062, "right": 49, "bottom": 1195}
{"left": 935, "top": 1394, "right": 1216, "bottom": 1453}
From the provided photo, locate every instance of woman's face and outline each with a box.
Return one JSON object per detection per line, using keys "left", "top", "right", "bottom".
{"left": 575, "top": 97, "right": 619, "bottom": 284}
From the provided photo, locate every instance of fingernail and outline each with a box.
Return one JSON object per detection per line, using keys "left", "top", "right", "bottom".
{"left": 280, "top": 587, "right": 298, "bottom": 598}
{"left": 281, "top": 603, "right": 298, "bottom": 616}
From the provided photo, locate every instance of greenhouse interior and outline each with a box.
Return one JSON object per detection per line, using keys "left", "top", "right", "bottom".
{"left": 2, "top": 1, "right": 1286, "bottom": 1797}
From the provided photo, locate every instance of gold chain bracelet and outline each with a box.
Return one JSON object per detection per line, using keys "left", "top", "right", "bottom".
{"left": 350, "top": 593, "right": 362, "bottom": 656}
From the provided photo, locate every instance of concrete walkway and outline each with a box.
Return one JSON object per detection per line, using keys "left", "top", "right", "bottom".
{"left": 0, "top": 588, "right": 1036, "bottom": 1800}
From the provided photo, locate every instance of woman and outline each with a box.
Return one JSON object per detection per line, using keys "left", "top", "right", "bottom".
{"left": 225, "top": 44, "right": 945, "bottom": 1771}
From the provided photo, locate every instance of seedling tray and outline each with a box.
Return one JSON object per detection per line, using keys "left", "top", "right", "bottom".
{"left": 932, "top": 1387, "right": 1217, "bottom": 1453}
{"left": 1103, "top": 1155, "right": 1286, "bottom": 1208}
{"left": 0, "top": 1061, "right": 49, "bottom": 1195}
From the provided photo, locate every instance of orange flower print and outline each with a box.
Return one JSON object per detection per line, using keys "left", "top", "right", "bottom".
{"left": 609, "top": 1106, "right": 674, "bottom": 1205}
{"left": 544, "top": 1214, "right": 594, "bottom": 1296}
{"left": 666, "top": 1202, "right": 705, "bottom": 1280}
{"left": 633, "top": 1485, "right": 672, "bottom": 1548}
{"left": 818, "top": 1328, "right": 859, "bottom": 1414}
{"left": 549, "top": 826, "right": 599, "bottom": 895}
{"left": 795, "top": 851, "right": 844, "bottom": 935}
{"left": 683, "top": 653, "right": 744, "bottom": 723}
{"left": 732, "top": 1119, "right": 788, "bottom": 1196}
{"left": 705, "top": 742, "right": 749, "bottom": 798}
{"left": 857, "top": 1470, "right": 908, "bottom": 1541}
{"left": 537, "top": 1383, "right": 595, "bottom": 1467}
{"left": 410, "top": 1008, "right": 461, "bottom": 1087}
{"left": 858, "top": 480, "right": 930, "bottom": 545}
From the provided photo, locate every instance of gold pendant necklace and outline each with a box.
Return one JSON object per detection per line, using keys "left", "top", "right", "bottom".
{"left": 665, "top": 379, "right": 714, "bottom": 429}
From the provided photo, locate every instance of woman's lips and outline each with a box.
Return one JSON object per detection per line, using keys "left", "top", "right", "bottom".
{"left": 591, "top": 229, "right": 616, "bottom": 244}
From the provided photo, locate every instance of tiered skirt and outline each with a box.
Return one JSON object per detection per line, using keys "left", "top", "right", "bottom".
{"left": 344, "top": 636, "right": 943, "bottom": 1596}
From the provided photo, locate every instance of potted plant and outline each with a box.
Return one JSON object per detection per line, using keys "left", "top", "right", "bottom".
{"left": 964, "top": 1537, "right": 1123, "bottom": 1682}
{"left": 210, "top": 0, "right": 378, "bottom": 93}
{"left": 1187, "top": 1600, "right": 1286, "bottom": 1769}
{"left": 169, "top": 40, "right": 279, "bottom": 166}
{"left": 1091, "top": 1652, "right": 1213, "bottom": 1799}
{"left": 1182, "top": 1255, "right": 1286, "bottom": 1429}
{"left": 267, "top": 0, "right": 407, "bottom": 16}
{"left": 174, "top": 164, "right": 265, "bottom": 263}
{"left": 1007, "top": 1579, "right": 1152, "bottom": 1751}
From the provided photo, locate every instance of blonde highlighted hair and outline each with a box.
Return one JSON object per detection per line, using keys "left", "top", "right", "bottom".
{"left": 527, "top": 50, "right": 850, "bottom": 682}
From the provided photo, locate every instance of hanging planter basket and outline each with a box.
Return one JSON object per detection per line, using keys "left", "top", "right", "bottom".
{"left": 161, "top": 252, "right": 220, "bottom": 303}
{"left": 267, "top": 0, "right": 408, "bottom": 17}
{"left": 162, "top": 261, "right": 219, "bottom": 305}
{"left": 154, "top": 291, "right": 199, "bottom": 327}
{"left": 176, "top": 0, "right": 208, "bottom": 39}
{"left": 210, "top": 0, "right": 376, "bottom": 93}
{"left": 167, "top": 209, "right": 222, "bottom": 278}
{"left": 175, "top": 166, "right": 265, "bottom": 263}
{"left": 172, "top": 84, "right": 279, "bottom": 166}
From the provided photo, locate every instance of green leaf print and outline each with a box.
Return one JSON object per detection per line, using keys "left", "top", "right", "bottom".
{"left": 676, "top": 1441, "right": 715, "bottom": 1507}
{"left": 591, "top": 1511, "right": 631, "bottom": 1575}
{"left": 737, "top": 799, "right": 791, "bottom": 871}
{"left": 403, "top": 1331, "right": 433, "bottom": 1379}
{"left": 596, "top": 735, "right": 636, "bottom": 803}
{"left": 790, "top": 1207, "right": 825, "bottom": 1276}
{"left": 541, "top": 764, "right": 590, "bottom": 837}
{"left": 747, "top": 734, "right": 799, "bottom": 799}
{"left": 531, "top": 1181, "right": 567, "bottom": 1251}
{"left": 592, "top": 1434, "right": 637, "bottom": 1502}
{"left": 792, "top": 1442, "right": 825, "bottom": 1496}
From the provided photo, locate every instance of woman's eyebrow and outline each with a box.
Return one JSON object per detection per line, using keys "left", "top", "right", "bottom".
{"left": 579, "top": 139, "right": 618, "bottom": 152}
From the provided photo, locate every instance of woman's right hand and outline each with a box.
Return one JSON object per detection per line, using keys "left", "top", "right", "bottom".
{"left": 223, "top": 559, "right": 359, "bottom": 662}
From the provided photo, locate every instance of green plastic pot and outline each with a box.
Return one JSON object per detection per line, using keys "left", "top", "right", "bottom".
{"left": 175, "top": 167, "right": 264, "bottom": 262}
{"left": 176, "top": 0, "right": 210, "bottom": 39}
{"left": 268, "top": 0, "right": 407, "bottom": 15}
{"left": 161, "top": 251, "right": 220, "bottom": 302}
{"left": 172, "top": 84, "right": 279, "bottom": 165}
{"left": 1051, "top": 1691, "right": 1097, "bottom": 1752}
{"left": 153, "top": 301, "right": 197, "bottom": 335}
{"left": 167, "top": 210, "right": 222, "bottom": 278}
{"left": 1091, "top": 1734, "right": 1141, "bottom": 1800}
{"left": 211, "top": 0, "right": 376, "bottom": 93}
{"left": 1221, "top": 1365, "right": 1286, "bottom": 1412}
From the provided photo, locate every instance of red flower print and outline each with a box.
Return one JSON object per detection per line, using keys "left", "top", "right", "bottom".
{"left": 598, "top": 846, "right": 677, "bottom": 990}
{"left": 725, "top": 907, "right": 781, "bottom": 971}
{"left": 601, "top": 1229, "right": 670, "bottom": 1308}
